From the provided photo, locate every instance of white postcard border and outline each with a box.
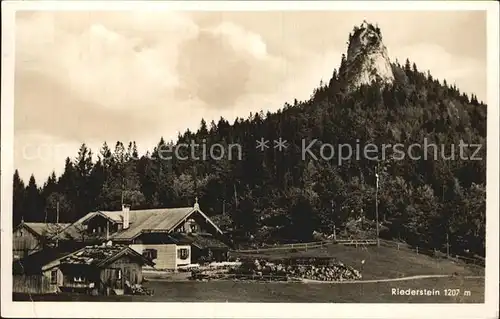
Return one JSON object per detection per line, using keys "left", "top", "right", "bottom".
{"left": 1, "top": 1, "right": 498, "bottom": 318}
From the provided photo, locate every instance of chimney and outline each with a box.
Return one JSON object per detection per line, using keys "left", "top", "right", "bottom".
{"left": 193, "top": 197, "right": 200, "bottom": 210}
{"left": 122, "top": 204, "right": 130, "bottom": 229}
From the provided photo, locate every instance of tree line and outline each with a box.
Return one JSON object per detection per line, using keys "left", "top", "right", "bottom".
{"left": 13, "top": 59, "right": 486, "bottom": 256}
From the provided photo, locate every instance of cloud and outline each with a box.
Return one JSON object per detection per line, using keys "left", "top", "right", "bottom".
{"left": 174, "top": 21, "right": 290, "bottom": 109}
{"left": 13, "top": 11, "right": 487, "bottom": 181}
{"left": 209, "top": 22, "right": 268, "bottom": 59}
{"left": 14, "top": 131, "right": 100, "bottom": 182}
{"left": 16, "top": 12, "right": 199, "bottom": 112}
{"left": 391, "top": 43, "right": 486, "bottom": 99}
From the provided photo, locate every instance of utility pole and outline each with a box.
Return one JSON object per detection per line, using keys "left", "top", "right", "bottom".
{"left": 233, "top": 184, "right": 238, "bottom": 207}
{"left": 331, "top": 200, "right": 336, "bottom": 241}
{"left": 446, "top": 233, "right": 450, "bottom": 258}
{"left": 56, "top": 201, "right": 60, "bottom": 248}
{"left": 375, "top": 164, "right": 380, "bottom": 248}
{"left": 193, "top": 166, "right": 198, "bottom": 196}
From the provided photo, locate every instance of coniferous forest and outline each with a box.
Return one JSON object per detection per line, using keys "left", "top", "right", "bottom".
{"left": 13, "top": 59, "right": 486, "bottom": 257}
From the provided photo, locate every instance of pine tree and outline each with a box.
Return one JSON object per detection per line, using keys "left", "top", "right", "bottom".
{"left": 25, "top": 175, "right": 42, "bottom": 222}
{"left": 340, "top": 54, "right": 347, "bottom": 73}
{"left": 199, "top": 119, "right": 208, "bottom": 137}
{"left": 13, "top": 170, "right": 26, "bottom": 226}
{"left": 74, "top": 144, "right": 94, "bottom": 218}
{"left": 404, "top": 59, "right": 411, "bottom": 72}
{"left": 58, "top": 157, "right": 77, "bottom": 221}
{"left": 412, "top": 62, "right": 418, "bottom": 73}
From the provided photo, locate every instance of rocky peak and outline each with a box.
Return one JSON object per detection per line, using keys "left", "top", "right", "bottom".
{"left": 339, "top": 20, "right": 394, "bottom": 92}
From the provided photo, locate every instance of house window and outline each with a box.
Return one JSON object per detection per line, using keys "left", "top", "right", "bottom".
{"left": 143, "top": 249, "right": 158, "bottom": 260}
{"left": 117, "top": 269, "right": 122, "bottom": 280}
{"left": 50, "top": 270, "right": 57, "bottom": 284}
{"left": 177, "top": 248, "right": 189, "bottom": 260}
{"left": 73, "top": 276, "right": 84, "bottom": 283}
{"left": 18, "top": 230, "right": 23, "bottom": 237}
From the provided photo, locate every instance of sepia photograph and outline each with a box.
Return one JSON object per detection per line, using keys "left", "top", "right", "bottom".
{"left": 1, "top": 1, "right": 499, "bottom": 318}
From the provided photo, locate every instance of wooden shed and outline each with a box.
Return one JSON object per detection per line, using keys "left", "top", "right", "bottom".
{"left": 42, "top": 244, "right": 154, "bottom": 295}
{"left": 13, "top": 222, "right": 70, "bottom": 260}
{"left": 13, "top": 246, "right": 77, "bottom": 294}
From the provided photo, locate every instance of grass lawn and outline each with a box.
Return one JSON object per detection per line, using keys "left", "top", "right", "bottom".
{"left": 13, "top": 276, "right": 484, "bottom": 302}
{"left": 229, "top": 244, "right": 485, "bottom": 280}
{"left": 12, "top": 244, "right": 484, "bottom": 303}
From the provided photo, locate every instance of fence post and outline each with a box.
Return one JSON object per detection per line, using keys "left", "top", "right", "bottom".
{"left": 397, "top": 243, "right": 400, "bottom": 250}
{"left": 416, "top": 246, "right": 419, "bottom": 254}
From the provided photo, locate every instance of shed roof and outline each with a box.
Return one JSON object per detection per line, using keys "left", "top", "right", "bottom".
{"left": 13, "top": 246, "right": 78, "bottom": 275}
{"left": 20, "top": 222, "right": 71, "bottom": 239}
{"left": 59, "top": 245, "right": 154, "bottom": 267}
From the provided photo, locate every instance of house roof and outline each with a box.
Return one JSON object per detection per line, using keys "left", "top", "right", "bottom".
{"left": 56, "top": 206, "right": 224, "bottom": 242}
{"left": 58, "top": 245, "right": 155, "bottom": 268}
{"left": 112, "top": 207, "right": 195, "bottom": 240}
{"left": 54, "top": 213, "right": 108, "bottom": 241}
{"left": 19, "top": 222, "right": 71, "bottom": 239}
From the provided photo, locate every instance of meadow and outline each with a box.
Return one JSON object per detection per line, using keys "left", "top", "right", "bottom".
{"left": 13, "top": 276, "right": 484, "bottom": 302}
{"left": 13, "top": 243, "right": 485, "bottom": 303}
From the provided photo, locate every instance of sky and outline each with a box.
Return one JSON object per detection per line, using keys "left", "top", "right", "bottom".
{"left": 13, "top": 10, "right": 487, "bottom": 182}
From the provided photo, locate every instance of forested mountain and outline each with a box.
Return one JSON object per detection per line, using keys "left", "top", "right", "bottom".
{"left": 13, "top": 22, "right": 486, "bottom": 257}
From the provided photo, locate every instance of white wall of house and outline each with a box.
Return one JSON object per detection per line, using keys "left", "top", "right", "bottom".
{"left": 129, "top": 243, "right": 185, "bottom": 270}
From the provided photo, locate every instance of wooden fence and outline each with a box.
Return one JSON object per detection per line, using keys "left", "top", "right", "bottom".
{"left": 231, "top": 238, "right": 484, "bottom": 267}
{"left": 232, "top": 240, "right": 329, "bottom": 253}
{"left": 231, "top": 238, "right": 378, "bottom": 253}
{"left": 13, "top": 275, "right": 55, "bottom": 294}
{"left": 335, "top": 239, "right": 378, "bottom": 247}
{"left": 379, "top": 239, "right": 485, "bottom": 267}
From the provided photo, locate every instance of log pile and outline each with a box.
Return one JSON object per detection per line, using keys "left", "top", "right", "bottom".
{"left": 226, "top": 259, "right": 362, "bottom": 282}
{"left": 189, "top": 258, "right": 362, "bottom": 282}
{"left": 287, "top": 263, "right": 362, "bottom": 281}
{"left": 124, "top": 281, "right": 154, "bottom": 295}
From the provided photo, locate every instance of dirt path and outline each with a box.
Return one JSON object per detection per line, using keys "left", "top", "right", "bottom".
{"left": 298, "top": 274, "right": 485, "bottom": 284}
{"left": 145, "top": 274, "right": 484, "bottom": 284}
